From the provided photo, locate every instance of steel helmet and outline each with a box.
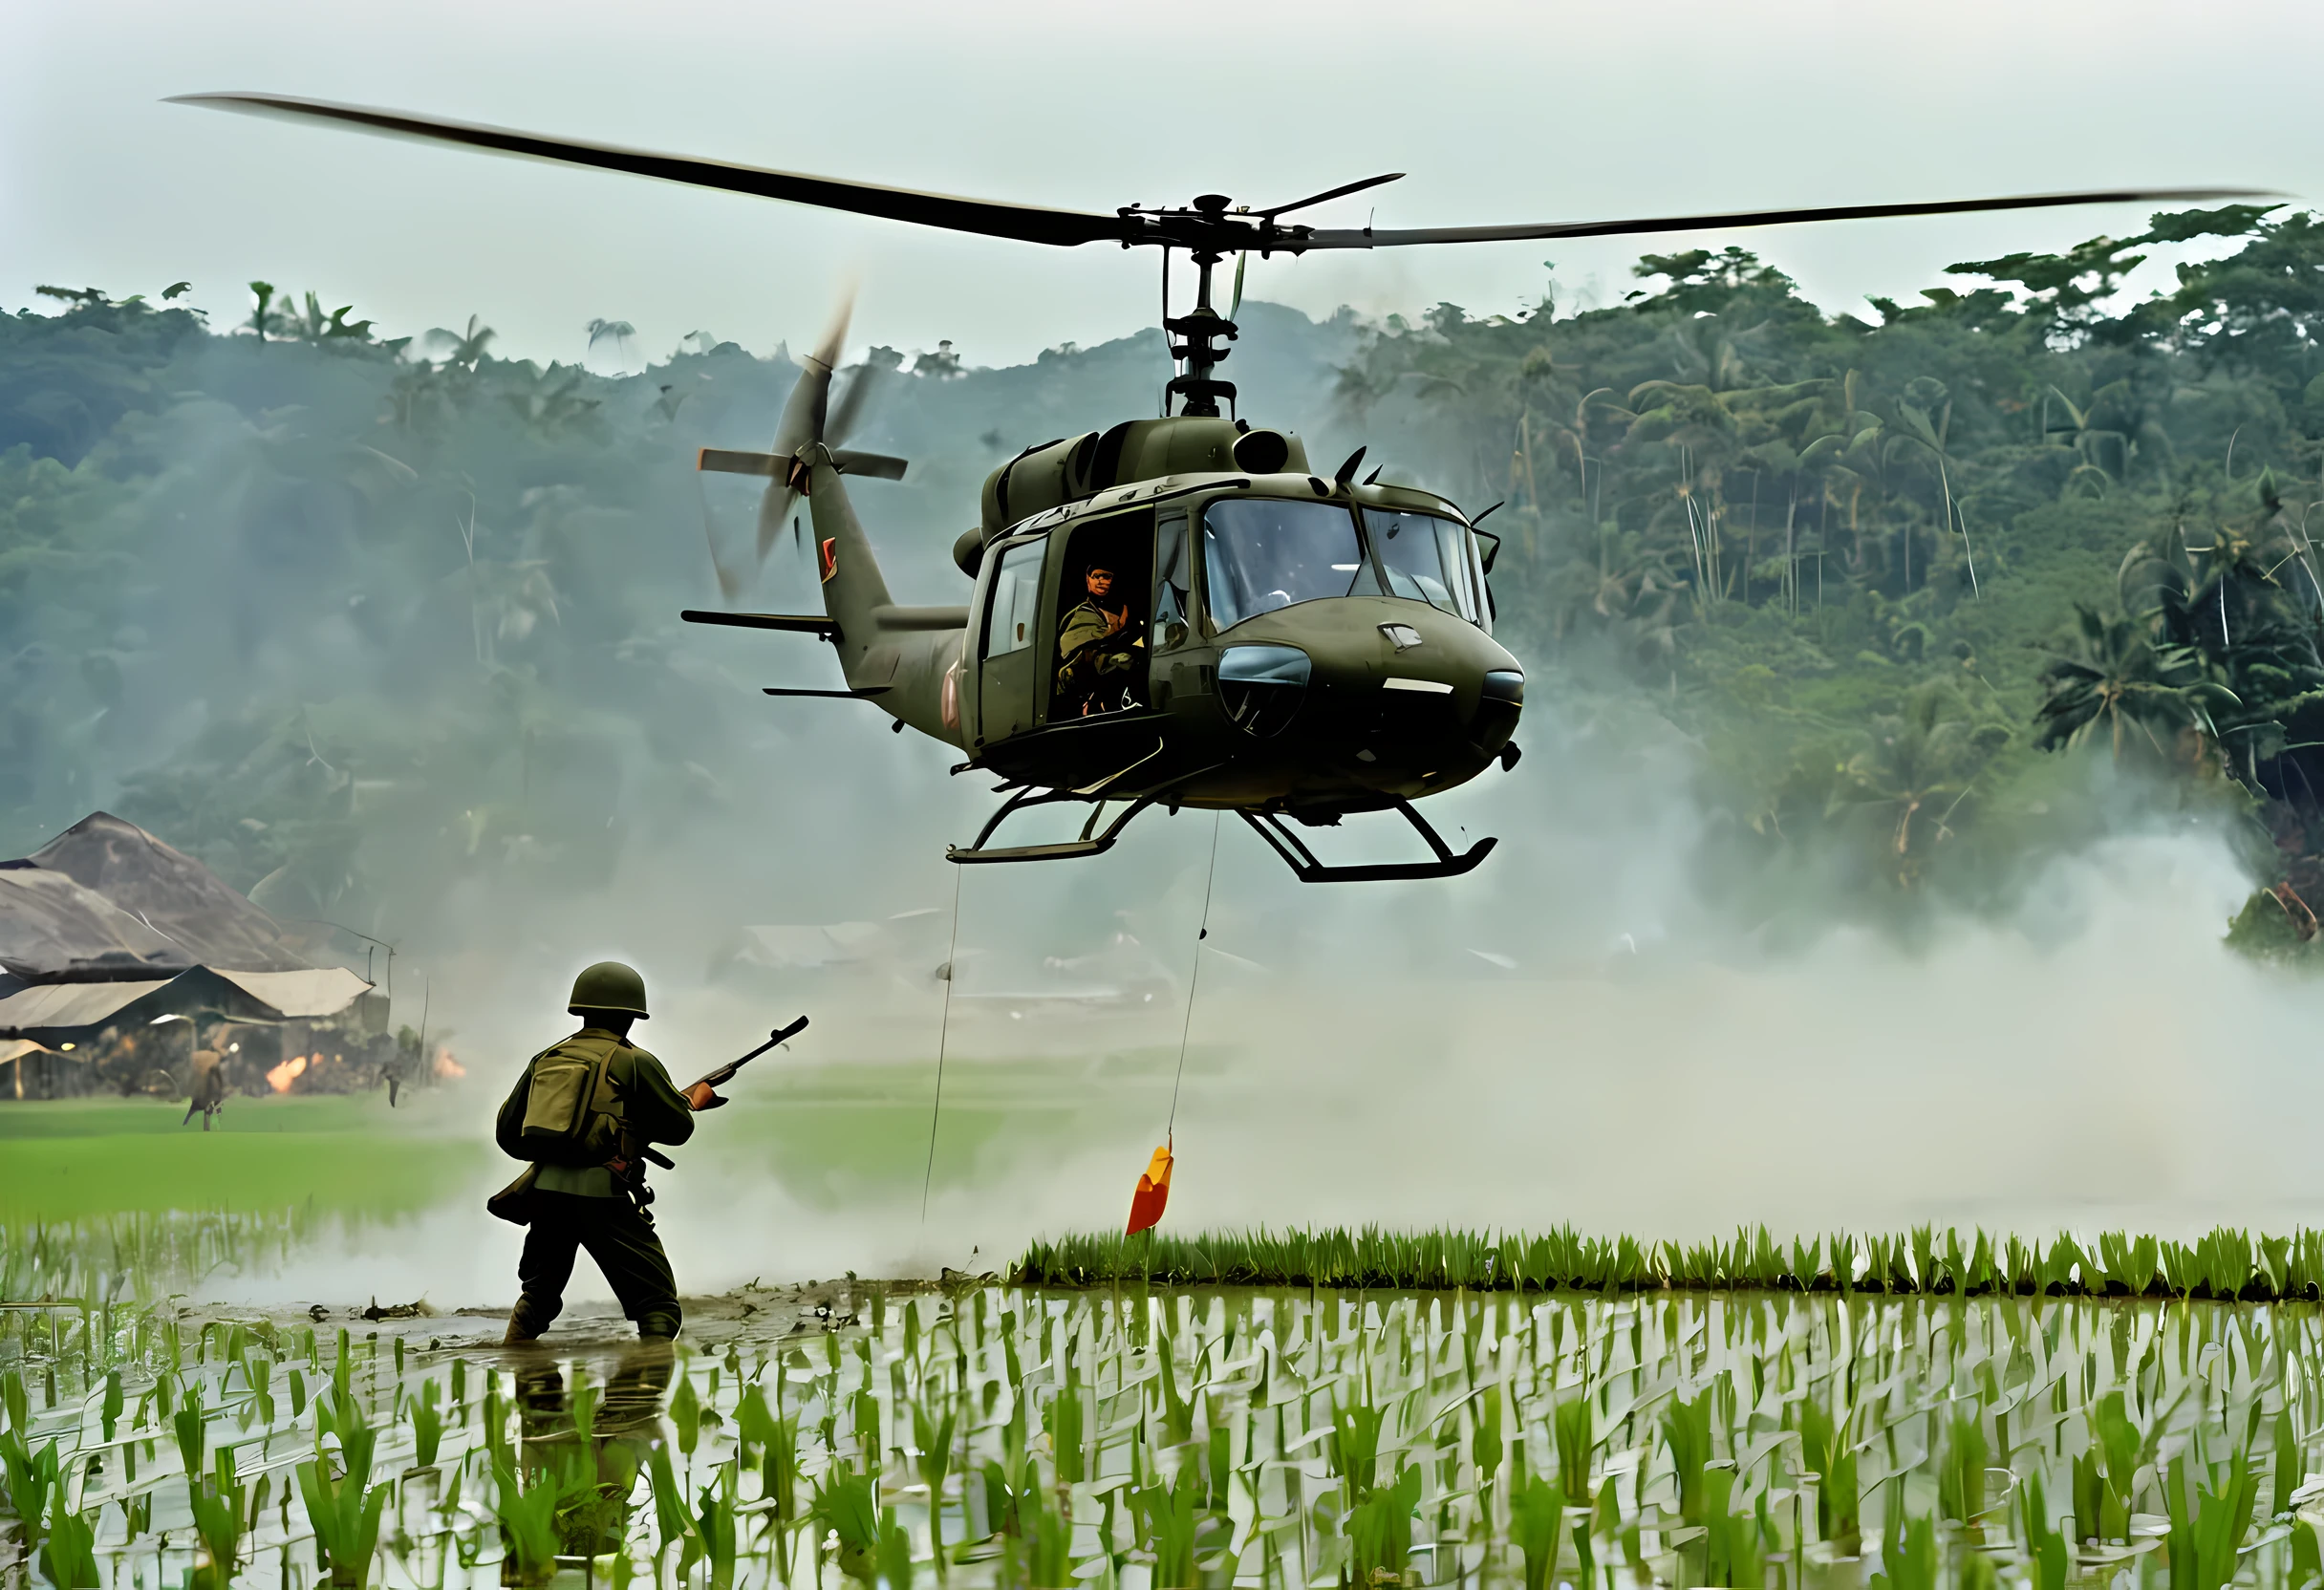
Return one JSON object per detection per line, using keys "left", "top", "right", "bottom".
{"left": 568, "top": 960, "right": 649, "bottom": 1019}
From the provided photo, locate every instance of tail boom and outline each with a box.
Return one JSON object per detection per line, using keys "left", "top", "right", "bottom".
{"left": 806, "top": 451, "right": 968, "bottom": 747}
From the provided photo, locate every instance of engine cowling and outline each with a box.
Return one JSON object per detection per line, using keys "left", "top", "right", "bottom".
{"left": 977, "top": 418, "right": 1310, "bottom": 539}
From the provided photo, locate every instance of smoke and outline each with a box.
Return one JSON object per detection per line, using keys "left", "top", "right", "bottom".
{"left": 203, "top": 692, "right": 2312, "bottom": 1313}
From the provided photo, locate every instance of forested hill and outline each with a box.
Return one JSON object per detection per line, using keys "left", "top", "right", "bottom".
{"left": 6, "top": 205, "right": 2324, "bottom": 956}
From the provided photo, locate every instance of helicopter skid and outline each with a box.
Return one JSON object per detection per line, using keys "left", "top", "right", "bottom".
{"left": 1238, "top": 799, "right": 1496, "bottom": 884}
{"left": 947, "top": 789, "right": 1160, "bottom": 866}
{"left": 948, "top": 781, "right": 1494, "bottom": 884}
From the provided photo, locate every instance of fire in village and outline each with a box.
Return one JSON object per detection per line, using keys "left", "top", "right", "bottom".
{"left": 1, "top": 815, "right": 459, "bottom": 1110}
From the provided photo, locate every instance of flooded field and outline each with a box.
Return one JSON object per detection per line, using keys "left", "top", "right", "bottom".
{"left": 8, "top": 1241, "right": 2324, "bottom": 1590}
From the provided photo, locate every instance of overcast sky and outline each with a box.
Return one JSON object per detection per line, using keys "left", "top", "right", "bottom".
{"left": 8, "top": 0, "right": 2317, "bottom": 371}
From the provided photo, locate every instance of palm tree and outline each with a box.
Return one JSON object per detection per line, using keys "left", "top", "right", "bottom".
{"left": 425, "top": 314, "right": 497, "bottom": 370}
{"left": 244, "top": 281, "right": 288, "bottom": 341}
{"left": 2034, "top": 605, "right": 2236, "bottom": 763}
{"left": 1833, "top": 684, "right": 2000, "bottom": 881}
{"left": 284, "top": 291, "right": 375, "bottom": 343}
{"left": 1885, "top": 376, "right": 1979, "bottom": 598}
{"left": 2041, "top": 385, "right": 2130, "bottom": 496}
{"left": 585, "top": 317, "right": 636, "bottom": 369}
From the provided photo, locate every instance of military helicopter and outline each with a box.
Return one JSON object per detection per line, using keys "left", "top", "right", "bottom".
{"left": 178, "top": 93, "right": 2261, "bottom": 881}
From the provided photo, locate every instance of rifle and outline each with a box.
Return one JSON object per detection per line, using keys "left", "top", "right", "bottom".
{"left": 622, "top": 1016, "right": 810, "bottom": 1196}
{"left": 688, "top": 1016, "right": 808, "bottom": 1093}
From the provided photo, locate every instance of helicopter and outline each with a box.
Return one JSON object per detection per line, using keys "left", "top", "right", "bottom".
{"left": 177, "top": 92, "right": 2263, "bottom": 882}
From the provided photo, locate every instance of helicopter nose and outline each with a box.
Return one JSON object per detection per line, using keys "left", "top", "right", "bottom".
{"left": 1365, "top": 613, "right": 1522, "bottom": 764}
{"left": 1474, "top": 667, "right": 1523, "bottom": 757}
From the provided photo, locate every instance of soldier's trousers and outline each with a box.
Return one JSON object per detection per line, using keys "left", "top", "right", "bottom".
{"left": 512, "top": 1192, "right": 682, "bottom": 1340}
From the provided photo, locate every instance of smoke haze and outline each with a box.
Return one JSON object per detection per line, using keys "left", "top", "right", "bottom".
{"left": 7, "top": 291, "right": 2313, "bottom": 1310}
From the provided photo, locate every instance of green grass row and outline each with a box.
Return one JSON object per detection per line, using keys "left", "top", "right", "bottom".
{"left": 1017, "top": 1223, "right": 2324, "bottom": 1301}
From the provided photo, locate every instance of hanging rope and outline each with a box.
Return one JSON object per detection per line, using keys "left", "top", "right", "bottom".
{"left": 1166, "top": 812, "right": 1224, "bottom": 1141}
{"left": 919, "top": 861, "right": 967, "bottom": 1225}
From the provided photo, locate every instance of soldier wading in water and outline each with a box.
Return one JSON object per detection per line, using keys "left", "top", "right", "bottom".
{"left": 491, "top": 961, "right": 723, "bottom": 1343}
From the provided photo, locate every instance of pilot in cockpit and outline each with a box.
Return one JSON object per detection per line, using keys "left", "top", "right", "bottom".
{"left": 1055, "top": 562, "right": 1147, "bottom": 717}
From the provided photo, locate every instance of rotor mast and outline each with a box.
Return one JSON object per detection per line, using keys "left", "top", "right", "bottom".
{"left": 1164, "top": 196, "right": 1239, "bottom": 419}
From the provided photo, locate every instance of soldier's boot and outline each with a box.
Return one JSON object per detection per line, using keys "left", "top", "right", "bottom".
{"left": 503, "top": 1300, "right": 547, "bottom": 1345}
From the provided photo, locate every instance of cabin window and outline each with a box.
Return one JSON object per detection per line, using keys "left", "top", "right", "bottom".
{"left": 1367, "top": 509, "right": 1482, "bottom": 625}
{"left": 984, "top": 541, "right": 1044, "bottom": 656}
{"left": 1200, "top": 498, "right": 1364, "bottom": 631}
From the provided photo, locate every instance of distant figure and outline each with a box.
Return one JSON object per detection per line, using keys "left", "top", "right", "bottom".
{"left": 183, "top": 1044, "right": 226, "bottom": 1130}
{"left": 1055, "top": 563, "right": 1146, "bottom": 717}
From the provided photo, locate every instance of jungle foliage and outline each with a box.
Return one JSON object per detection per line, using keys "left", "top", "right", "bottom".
{"left": 1341, "top": 205, "right": 2324, "bottom": 938}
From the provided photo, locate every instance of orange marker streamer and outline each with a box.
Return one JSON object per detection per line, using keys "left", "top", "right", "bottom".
{"left": 1126, "top": 1140, "right": 1174, "bottom": 1235}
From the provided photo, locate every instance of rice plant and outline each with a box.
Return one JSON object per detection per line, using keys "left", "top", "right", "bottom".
{"left": 1017, "top": 1222, "right": 2324, "bottom": 1299}
{"left": 11, "top": 1224, "right": 2324, "bottom": 1586}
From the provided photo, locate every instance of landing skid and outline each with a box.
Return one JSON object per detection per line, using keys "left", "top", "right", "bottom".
{"left": 1238, "top": 799, "right": 1496, "bottom": 883}
{"left": 947, "top": 785, "right": 1496, "bottom": 883}
{"left": 947, "top": 788, "right": 1160, "bottom": 865}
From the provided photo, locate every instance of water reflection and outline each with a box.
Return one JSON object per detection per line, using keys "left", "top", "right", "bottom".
{"left": 510, "top": 1343, "right": 676, "bottom": 1564}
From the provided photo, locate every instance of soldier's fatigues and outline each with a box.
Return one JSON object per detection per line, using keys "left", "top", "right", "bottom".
{"left": 496, "top": 1028, "right": 695, "bottom": 1339}
{"left": 1055, "top": 600, "right": 1144, "bottom": 716}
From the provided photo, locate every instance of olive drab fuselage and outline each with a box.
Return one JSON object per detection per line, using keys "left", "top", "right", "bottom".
{"left": 785, "top": 414, "right": 1524, "bottom": 839}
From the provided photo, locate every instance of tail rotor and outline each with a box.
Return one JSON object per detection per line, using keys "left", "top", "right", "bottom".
{"left": 697, "top": 285, "right": 907, "bottom": 598}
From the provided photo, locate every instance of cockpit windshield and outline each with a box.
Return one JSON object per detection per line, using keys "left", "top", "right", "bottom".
{"left": 1201, "top": 498, "right": 1365, "bottom": 630}
{"left": 1368, "top": 508, "right": 1484, "bottom": 626}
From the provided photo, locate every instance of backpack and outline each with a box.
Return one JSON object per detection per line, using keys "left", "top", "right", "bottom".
{"left": 517, "top": 1033, "right": 626, "bottom": 1165}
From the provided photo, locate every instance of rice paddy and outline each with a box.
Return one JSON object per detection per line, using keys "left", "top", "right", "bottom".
{"left": 11, "top": 1221, "right": 2324, "bottom": 1588}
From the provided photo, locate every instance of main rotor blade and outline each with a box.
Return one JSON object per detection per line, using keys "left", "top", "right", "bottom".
{"left": 1295, "top": 185, "right": 2279, "bottom": 248}
{"left": 1259, "top": 172, "right": 1404, "bottom": 219}
{"left": 171, "top": 93, "right": 1130, "bottom": 248}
